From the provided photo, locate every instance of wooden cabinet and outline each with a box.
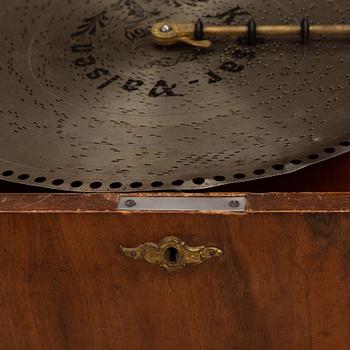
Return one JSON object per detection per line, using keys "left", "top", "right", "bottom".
{"left": 1, "top": 193, "right": 350, "bottom": 349}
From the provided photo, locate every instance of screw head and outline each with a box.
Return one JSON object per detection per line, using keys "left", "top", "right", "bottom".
{"left": 229, "top": 200, "right": 240, "bottom": 208}
{"left": 160, "top": 24, "right": 172, "bottom": 33}
{"left": 125, "top": 199, "right": 136, "bottom": 208}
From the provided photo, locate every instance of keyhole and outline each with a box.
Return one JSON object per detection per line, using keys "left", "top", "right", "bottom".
{"left": 164, "top": 247, "right": 179, "bottom": 264}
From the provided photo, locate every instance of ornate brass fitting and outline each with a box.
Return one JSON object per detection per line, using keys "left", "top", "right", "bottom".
{"left": 120, "top": 236, "right": 223, "bottom": 272}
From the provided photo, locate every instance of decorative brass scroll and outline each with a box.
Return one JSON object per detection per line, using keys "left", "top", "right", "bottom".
{"left": 120, "top": 236, "right": 223, "bottom": 272}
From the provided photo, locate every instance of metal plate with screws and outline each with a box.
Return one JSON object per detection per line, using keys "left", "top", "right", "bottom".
{"left": 118, "top": 196, "right": 246, "bottom": 212}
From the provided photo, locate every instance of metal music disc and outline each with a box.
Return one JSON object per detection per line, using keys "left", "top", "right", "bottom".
{"left": 0, "top": 0, "right": 350, "bottom": 192}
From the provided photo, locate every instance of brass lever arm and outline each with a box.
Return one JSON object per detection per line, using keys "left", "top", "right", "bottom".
{"left": 151, "top": 18, "right": 350, "bottom": 48}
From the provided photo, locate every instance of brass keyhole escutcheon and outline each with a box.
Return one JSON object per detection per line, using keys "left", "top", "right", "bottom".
{"left": 120, "top": 236, "right": 223, "bottom": 272}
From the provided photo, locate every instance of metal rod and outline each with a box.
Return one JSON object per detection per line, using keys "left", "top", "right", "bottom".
{"left": 205, "top": 25, "right": 248, "bottom": 36}
{"left": 150, "top": 19, "right": 350, "bottom": 47}
{"left": 310, "top": 24, "right": 350, "bottom": 35}
{"left": 204, "top": 24, "right": 350, "bottom": 37}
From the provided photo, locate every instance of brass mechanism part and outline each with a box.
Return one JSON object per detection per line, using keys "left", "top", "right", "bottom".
{"left": 151, "top": 21, "right": 350, "bottom": 47}
{"left": 151, "top": 22, "right": 212, "bottom": 47}
{"left": 120, "top": 236, "right": 223, "bottom": 272}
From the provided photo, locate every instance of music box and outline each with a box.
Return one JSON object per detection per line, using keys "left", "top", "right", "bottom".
{"left": 1, "top": 0, "right": 350, "bottom": 348}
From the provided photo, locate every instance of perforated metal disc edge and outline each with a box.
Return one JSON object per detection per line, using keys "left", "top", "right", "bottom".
{"left": 0, "top": 0, "right": 350, "bottom": 192}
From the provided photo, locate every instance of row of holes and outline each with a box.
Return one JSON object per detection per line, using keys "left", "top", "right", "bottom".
{"left": 1, "top": 143, "right": 348, "bottom": 189}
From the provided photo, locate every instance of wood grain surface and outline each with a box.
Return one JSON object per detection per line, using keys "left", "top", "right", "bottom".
{"left": 0, "top": 192, "right": 349, "bottom": 213}
{"left": 1, "top": 206, "right": 350, "bottom": 349}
